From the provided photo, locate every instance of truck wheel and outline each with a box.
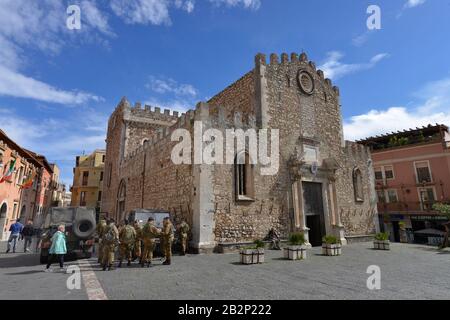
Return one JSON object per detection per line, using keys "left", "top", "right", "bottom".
{"left": 74, "top": 209, "right": 96, "bottom": 239}
{"left": 40, "top": 249, "right": 49, "bottom": 264}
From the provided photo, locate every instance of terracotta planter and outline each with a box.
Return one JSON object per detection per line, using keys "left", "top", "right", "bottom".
{"left": 322, "top": 243, "right": 342, "bottom": 256}
{"left": 373, "top": 240, "right": 390, "bottom": 250}
{"left": 239, "top": 249, "right": 265, "bottom": 265}
{"left": 283, "top": 246, "right": 307, "bottom": 260}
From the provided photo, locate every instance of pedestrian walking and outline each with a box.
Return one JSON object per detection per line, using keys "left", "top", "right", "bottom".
{"left": 133, "top": 220, "right": 143, "bottom": 263}
{"left": 101, "top": 218, "right": 119, "bottom": 271}
{"left": 118, "top": 220, "right": 136, "bottom": 268}
{"left": 35, "top": 226, "right": 43, "bottom": 253}
{"left": 21, "top": 220, "right": 34, "bottom": 252}
{"left": 177, "top": 220, "right": 190, "bottom": 255}
{"left": 45, "top": 225, "right": 67, "bottom": 272}
{"left": 141, "top": 218, "right": 160, "bottom": 268}
{"left": 96, "top": 216, "right": 107, "bottom": 263}
{"left": 6, "top": 218, "right": 24, "bottom": 253}
{"left": 161, "top": 217, "right": 174, "bottom": 265}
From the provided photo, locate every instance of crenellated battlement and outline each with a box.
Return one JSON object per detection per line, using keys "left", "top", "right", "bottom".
{"left": 129, "top": 101, "right": 180, "bottom": 122}
{"left": 344, "top": 140, "right": 371, "bottom": 161}
{"left": 121, "top": 102, "right": 248, "bottom": 165}
{"left": 255, "top": 51, "right": 340, "bottom": 96}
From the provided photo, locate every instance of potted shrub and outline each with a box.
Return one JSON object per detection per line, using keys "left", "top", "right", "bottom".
{"left": 283, "top": 233, "right": 307, "bottom": 260}
{"left": 239, "top": 239, "right": 265, "bottom": 265}
{"left": 373, "top": 232, "right": 390, "bottom": 250}
{"left": 322, "top": 235, "right": 342, "bottom": 256}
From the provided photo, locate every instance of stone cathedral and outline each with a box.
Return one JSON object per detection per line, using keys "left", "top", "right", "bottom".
{"left": 101, "top": 51, "right": 378, "bottom": 253}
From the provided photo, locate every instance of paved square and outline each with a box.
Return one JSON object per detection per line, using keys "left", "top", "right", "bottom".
{"left": 1, "top": 240, "right": 449, "bottom": 300}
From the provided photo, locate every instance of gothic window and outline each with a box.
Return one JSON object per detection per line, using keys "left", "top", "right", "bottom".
{"left": 235, "top": 151, "right": 255, "bottom": 201}
{"left": 353, "top": 167, "right": 364, "bottom": 202}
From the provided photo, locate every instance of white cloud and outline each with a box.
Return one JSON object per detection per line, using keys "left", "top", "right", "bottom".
{"left": 0, "top": 65, "right": 101, "bottom": 105}
{"left": 397, "top": 0, "right": 426, "bottom": 18}
{"left": 146, "top": 76, "right": 198, "bottom": 97}
{"left": 175, "top": 0, "right": 195, "bottom": 13}
{"left": 111, "top": 0, "right": 175, "bottom": 25}
{"left": 404, "top": 0, "right": 426, "bottom": 9}
{"left": 81, "top": 0, "right": 115, "bottom": 36}
{"left": 319, "top": 51, "right": 389, "bottom": 80}
{"left": 209, "top": 0, "right": 261, "bottom": 10}
{"left": 344, "top": 77, "right": 450, "bottom": 141}
{"left": 0, "top": 0, "right": 108, "bottom": 104}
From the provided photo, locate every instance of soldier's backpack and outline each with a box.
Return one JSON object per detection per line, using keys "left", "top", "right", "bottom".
{"left": 122, "top": 226, "right": 135, "bottom": 244}
{"left": 104, "top": 226, "right": 116, "bottom": 243}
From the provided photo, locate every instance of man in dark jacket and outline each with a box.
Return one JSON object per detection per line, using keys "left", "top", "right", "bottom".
{"left": 21, "top": 220, "right": 34, "bottom": 252}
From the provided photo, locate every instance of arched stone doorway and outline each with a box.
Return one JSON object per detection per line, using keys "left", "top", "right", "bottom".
{"left": 116, "top": 180, "right": 126, "bottom": 222}
{"left": 0, "top": 202, "right": 8, "bottom": 240}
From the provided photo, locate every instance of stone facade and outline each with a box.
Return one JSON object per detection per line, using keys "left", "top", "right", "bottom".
{"left": 102, "top": 51, "right": 378, "bottom": 253}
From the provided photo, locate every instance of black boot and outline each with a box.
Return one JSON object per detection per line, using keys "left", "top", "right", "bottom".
{"left": 118, "top": 261, "right": 122, "bottom": 268}
{"left": 108, "top": 264, "right": 112, "bottom": 271}
{"left": 147, "top": 262, "right": 152, "bottom": 268}
{"left": 127, "top": 261, "right": 131, "bottom": 267}
{"left": 102, "top": 264, "right": 107, "bottom": 271}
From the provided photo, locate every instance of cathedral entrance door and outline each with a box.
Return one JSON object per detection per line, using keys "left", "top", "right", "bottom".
{"left": 303, "top": 182, "right": 326, "bottom": 247}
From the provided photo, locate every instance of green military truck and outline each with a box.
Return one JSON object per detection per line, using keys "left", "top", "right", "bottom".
{"left": 39, "top": 207, "right": 97, "bottom": 264}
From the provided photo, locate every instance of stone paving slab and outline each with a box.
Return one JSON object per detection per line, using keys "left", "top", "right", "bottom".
{"left": 0, "top": 240, "right": 88, "bottom": 300}
{"left": 1, "top": 241, "right": 449, "bottom": 300}
{"left": 93, "top": 242, "right": 450, "bottom": 300}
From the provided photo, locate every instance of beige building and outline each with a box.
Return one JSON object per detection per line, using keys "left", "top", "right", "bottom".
{"left": 102, "top": 51, "right": 378, "bottom": 253}
{"left": 71, "top": 149, "right": 105, "bottom": 212}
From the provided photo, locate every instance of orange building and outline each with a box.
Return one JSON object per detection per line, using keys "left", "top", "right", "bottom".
{"left": 360, "top": 124, "right": 450, "bottom": 244}
{"left": 21, "top": 150, "right": 56, "bottom": 227}
{"left": 0, "top": 130, "right": 42, "bottom": 240}
{"left": 0, "top": 129, "right": 60, "bottom": 240}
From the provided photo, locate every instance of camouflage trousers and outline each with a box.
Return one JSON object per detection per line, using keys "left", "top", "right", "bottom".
{"left": 134, "top": 240, "right": 142, "bottom": 258}
{"left": 97, "top": 240, "right": 104, "bottom": 263}
{"left": 163, "top": 239, "right": 173, "bottom": 262}
{"left": 119, "top": 242, "right": 134, "bottom": 262}
{"left": 101, "top": 243, "right": 116, "bottom": 266}
{"left": 180, "top": 234, "right": 188, "bottom": 254}
{"left": 141, "top": 240, "right": 155, "bottom": 263}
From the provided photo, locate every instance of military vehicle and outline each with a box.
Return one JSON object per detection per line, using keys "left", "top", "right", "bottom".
{"left": 39, "top": 207, "right": 97, "bottom": 264}
{"left": 127, "top": 209, "right": 171, "bottom": 229}
{"left": 127, "top": 209, "right": 177, "bottom": 256}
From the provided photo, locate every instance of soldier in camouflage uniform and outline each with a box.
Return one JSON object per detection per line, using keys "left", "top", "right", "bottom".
{"left": 141, "top": 218, "right": 161, "bottom": 268}
{"left": 118, "top": 220, "right": 136, "bottom": 268}
{"left": 161, "top": 217, "right": 174, "bottom": 265}
{"left": 133, "top": 220, "right": 143, "bottom": 262}
{"left": 177, "top": 220, "right": 190, "bottom": 255}
{"left": 102, "top": 218, "right": 119, "bottom": 271}
{"left": 96, "top": 216, "right": 107, "bottom": 263}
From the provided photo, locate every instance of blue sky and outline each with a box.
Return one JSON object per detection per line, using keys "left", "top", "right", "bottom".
{"left": 0, "top": 0, "right": 449, "bottom": 187}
